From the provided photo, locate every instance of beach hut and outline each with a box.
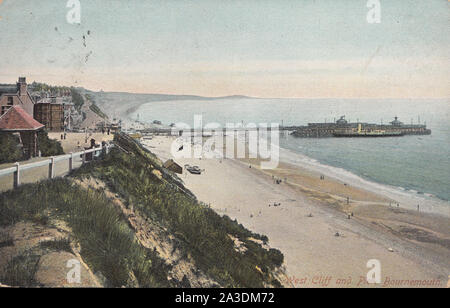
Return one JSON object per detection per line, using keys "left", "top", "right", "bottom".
{"left": 163, "top": 159, "right": 183, "bottom": 174}
{"left": 0, "top": 105, "right": 45, "bottom": 159}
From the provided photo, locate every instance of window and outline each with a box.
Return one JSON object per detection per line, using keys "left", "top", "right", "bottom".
{"left": 1, "top": 106, "right": 10, "bottom": 115}
{"left": 7, "top": 97, "right": 13, "bottom": 105}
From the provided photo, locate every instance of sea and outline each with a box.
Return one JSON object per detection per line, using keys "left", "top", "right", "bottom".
{"left": 131, "top": 98, "right": 450, "bottom": 206}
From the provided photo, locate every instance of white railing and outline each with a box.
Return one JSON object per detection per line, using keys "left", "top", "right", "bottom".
{"left": 0, "top": 143, "right": 114, "bottom": 189}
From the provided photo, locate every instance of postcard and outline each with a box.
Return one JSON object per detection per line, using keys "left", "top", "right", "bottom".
{"left": 0, "top": 0, "right": 448, "bottom": 294}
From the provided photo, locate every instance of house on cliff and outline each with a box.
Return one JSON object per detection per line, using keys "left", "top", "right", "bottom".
{"left": 0, "top": 105, "right": 45, "bottom": 158}
{"left": 0, "top": 77, "right": 36, "bottom": 117}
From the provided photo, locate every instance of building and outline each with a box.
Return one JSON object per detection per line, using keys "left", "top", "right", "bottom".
{"left": 96, "top": 121, "right": 121, "bottom": 134}
{"left": 0, "top": 77, "right": 36, "bottom": 117}
{"left": 34, "top": 97, "right": 64, "bottom": 132}
{"left": 163, "top": 159, "right": 183, "bottom": 174}
{"left": 336, "top": 115, "right": 348, "bottom": 125}
{"left": 0, "top": 106, "right": 45, "bottom": 158}
{"left": 390, "top": 116, "right": 404, "bottom": 126}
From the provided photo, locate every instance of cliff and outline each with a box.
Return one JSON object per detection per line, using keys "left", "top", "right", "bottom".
{"left": 0, "top": 133, "right": 287, "bottom": 287}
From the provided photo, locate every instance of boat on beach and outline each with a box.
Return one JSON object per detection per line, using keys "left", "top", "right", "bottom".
{"left": 185, "top": 164, "right": 202, "bottom": 174}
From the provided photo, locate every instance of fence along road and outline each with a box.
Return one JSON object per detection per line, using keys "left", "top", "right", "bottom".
{"left": 0, "top": 144, "right": 114, "bottom": 192}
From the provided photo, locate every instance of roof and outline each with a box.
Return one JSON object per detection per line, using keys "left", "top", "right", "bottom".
{"left": 0, "top": 85, "right": 17, "bottom": 96}
{"left": 163, "top": 159, "right": 181, "bottom": 168}
{"left": 163, "top": 159, "right": 183, "bottom": 173}
{"left": 390, "top": 117, "right": 403, "bottom": 126}
{"left": 336, "top": 116, "right": 348, "bottom": 125}
{"left": 0, "top": 85, "right": 36, "bottom": 107}
{"left": 0, "top": 106, "right": 45, "bottom": 131}
{"left": 36, "top": 97, "right": 64, "bottom": 105}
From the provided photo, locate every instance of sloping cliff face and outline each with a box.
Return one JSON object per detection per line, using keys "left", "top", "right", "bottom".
{"left": 0, "top": 133, "right": 287, "bottom": 287}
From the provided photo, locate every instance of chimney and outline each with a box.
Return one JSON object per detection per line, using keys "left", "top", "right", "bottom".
{"left": 17, "top": 77, "right": 27, "bottom": 96}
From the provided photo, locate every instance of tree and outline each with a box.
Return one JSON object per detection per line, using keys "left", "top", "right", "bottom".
{"left": 0, "top": 133, "right": 23, "bottom": 163}
{"left": 37, "top": 131, "right": 64, "bottom": 157}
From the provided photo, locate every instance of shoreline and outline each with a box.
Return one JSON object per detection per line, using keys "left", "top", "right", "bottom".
{"left": 277, "top": 146, "right": 450, "bottom": 217}
{"left": 142, "top": 135, "right": 450, "bottom": 287}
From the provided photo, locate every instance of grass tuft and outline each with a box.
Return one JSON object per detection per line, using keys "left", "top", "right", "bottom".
{"left": 39, "top": 238, "right": 72, "bottom": 253}
{"left": 0, "top": 250, "right": 41, "bottom": 287}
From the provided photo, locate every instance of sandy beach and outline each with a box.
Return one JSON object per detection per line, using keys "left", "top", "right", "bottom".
{"left": 143, "top": 135, "right": 450, "bottom": 288}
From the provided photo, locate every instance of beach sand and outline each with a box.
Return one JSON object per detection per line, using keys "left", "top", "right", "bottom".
{"left": 143, "top": 135, "right": 450, "bottom": 288}
{"left": 48, "top": 132, "right": 114, "bottom": 153}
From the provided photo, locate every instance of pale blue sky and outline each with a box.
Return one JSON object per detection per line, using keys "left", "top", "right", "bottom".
{"left": 0, "top": 0, "right": 448, "bottom": 97}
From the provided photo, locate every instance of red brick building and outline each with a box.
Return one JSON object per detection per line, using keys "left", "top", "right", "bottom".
{"left": 34, "top": 97, "right": 64, "bottom": 132}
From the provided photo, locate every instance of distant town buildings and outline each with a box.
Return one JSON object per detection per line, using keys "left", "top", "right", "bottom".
{"left": 0, "top": 77, "right": 69, "bottom": 159}
{"left": 0, "top": 77, "right": 70, "bottom": 133}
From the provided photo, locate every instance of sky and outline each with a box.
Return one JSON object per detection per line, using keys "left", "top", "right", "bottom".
{"left": 0, "top": 0, "right": 449, "bottom": 98}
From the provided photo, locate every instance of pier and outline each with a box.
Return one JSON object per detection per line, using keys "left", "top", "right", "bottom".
{"left": 135, "top": 126, "right": 295, "bottom": 136}
{"left": 130, "top": 116, "right": 431, "bottom": 138}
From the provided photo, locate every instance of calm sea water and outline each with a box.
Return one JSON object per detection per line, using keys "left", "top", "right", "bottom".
{"left": 132, "top": 98, "right": 450, "bottom": 202}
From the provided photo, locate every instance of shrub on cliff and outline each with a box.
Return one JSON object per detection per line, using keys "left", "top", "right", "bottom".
{"left": 0, "top": 133, "right": 23, "bottom": 164}
{"left": 0, "top": 132, "right": 63, "bottom": 164}
{"left": 70, "top": 88, "right": 84, "bottom": 110}
{"left": 37, "top": 131, "right": 64, "bottom": 157}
